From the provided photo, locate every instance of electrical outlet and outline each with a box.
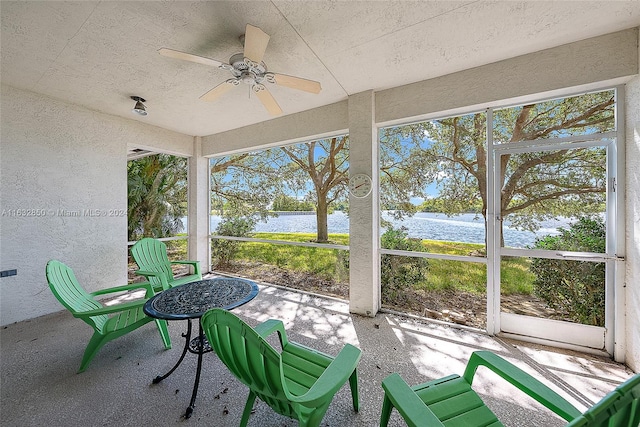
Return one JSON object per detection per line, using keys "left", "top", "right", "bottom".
{"left": 0, "top": 269, "right": 17, "bottom": 277}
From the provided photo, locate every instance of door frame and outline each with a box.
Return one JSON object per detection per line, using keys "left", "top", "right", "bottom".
{"left": 485, "top": 86, "right": 626, "bottom": 360}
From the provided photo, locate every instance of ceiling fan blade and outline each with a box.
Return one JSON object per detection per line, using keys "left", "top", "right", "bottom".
{"left": 243, "top": 24, "right": 270, "bottom": 64}
{"left": 158, "top": 48, "right": 227, "bottom": 68}
{"left": 272, "top": 73, "right": 322, "bottom": 94}
{"left": 254, "top": 85, "right": 282, "bottom": 116}
{"left": 200, "top": 80, "right": 237, "bottom": 102}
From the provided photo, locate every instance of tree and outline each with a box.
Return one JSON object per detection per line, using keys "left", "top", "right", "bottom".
{"left": 280, "top": 136, "right": 349, "bottom": 242}
{"left": 379, "top": 125, "right": 437, "bottom": 221}
{"left": 271, "top": 194, "right": 315, "bottom": 212}
{"left": 210, "top": 151, "right": 283, "bottom": 219}
{"left": 127, "top": 154, "right": 187, "bottom": 241}
{"left": 380, "top": 90, "right": 614, "bottom": 243}
{"left": 212, "top": 136, "right": 351, "bottom": 243}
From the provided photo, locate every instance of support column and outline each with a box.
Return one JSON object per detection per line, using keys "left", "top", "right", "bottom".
{"left": 188, "top": 136, "right": 210, "bottom": 273}
{"left": 348, "top": 91, "right": 380, "bottom": 316}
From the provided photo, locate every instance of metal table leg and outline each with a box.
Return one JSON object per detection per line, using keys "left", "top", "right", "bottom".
{"left": 185, "top": 322, "right": 205, "bottom": 419}
{"left": 152, "top": 319, "right": 192, "bottom": 384}
{"left": 150, "top": 319, "right": 210, "bottom": 419}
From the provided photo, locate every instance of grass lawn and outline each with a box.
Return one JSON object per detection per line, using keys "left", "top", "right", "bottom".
{"left": 215, "top": 232, "right": 535, "bottom": 296}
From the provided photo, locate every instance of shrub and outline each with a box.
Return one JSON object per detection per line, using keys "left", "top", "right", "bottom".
{"left": 380, "top": 226, "right": 429, "bottom": 304}
{"left": 211, "top": 216, "right": 256, "bottom": 268}
{"left": 530, "top": 217, "right": 605, "bottom": 326}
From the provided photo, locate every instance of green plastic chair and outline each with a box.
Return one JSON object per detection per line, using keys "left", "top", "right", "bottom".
{"left": 380, "top": 350, "right": 640, "bottom": 427}
{"left": 46, "top": 260, "right": 171, "bottom": 373}
{"left": 130, "top": 237, "right": 201, "bottom": 291}
{"left": 201, "top": 308, "right": 362, "bottom": 427}
{"left": 566, "top": 373, "right": 640, "bottom": 427}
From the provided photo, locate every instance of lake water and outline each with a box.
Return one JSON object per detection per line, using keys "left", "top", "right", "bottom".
{"left": 204, "top": 211, "right": 569, "bottom": 248}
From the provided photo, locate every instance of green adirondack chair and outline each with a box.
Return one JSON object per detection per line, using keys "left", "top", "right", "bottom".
{"left": 130, "top": 237, "right": 201, "bottom": 291}
{"left": 566, "top": 373, "right": 640, "bottom": 427}
{"left": 46, "top": 260, "right": 171, "bottom": 373}
{"left": 201, "top": 308, "right": 362, "bottom": 427}
{"left": 380, "top": 350, "right": 640, "bottom": 427}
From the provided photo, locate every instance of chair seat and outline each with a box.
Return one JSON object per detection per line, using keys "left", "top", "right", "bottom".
{"left": 103, "top": 305, "right": 151, "bottom": 334}
{"left": 413, "top": 375, "right": 502, "bottom": 426}
{"left": 282, "top": 342, "right": 333, "bottom": 397}
{"left": 170, "top": 274, "right": 201, "bottom": 288}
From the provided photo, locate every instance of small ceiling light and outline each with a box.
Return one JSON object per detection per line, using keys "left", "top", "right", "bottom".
{"left": 130, "top": 96, "right": 147, "bottom": 116}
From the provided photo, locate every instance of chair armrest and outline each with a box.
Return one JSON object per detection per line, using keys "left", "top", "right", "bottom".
{"left": 135, "top": 269, "right": 170, "bottom": 290}
{"left": 75, "top": 299, "right": 148, "bottom": 317}
{"left": 170, "top": 260, "right": 201, "bottom": 276}
{"left": 90, "top": 281, "right": 155, "bottom": 298}
{"left": 463, "top": 351, "right": 581, "bottom": 422}
{"left": 289, "top": 344, "right": 362, "bottom": 407}
{"left": 381, "top": 373, "right": 445, "bottom": 427}
{"left": 135, "top": 269, "right": 162, "bottom": 278}
{"left": 254, "top": 319, "right": 290, "bottom": 347}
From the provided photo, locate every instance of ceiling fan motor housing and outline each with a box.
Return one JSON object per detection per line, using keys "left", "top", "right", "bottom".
{"left": 227, "top": 52, "right": 269, "bottom": 86}
{"left": 230, "top": 53, "right": 266, "bottom": 74}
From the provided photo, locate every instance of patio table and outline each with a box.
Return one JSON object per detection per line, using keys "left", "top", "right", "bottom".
{"left": 143, "top": 277, "right": 259, "bottom": 419}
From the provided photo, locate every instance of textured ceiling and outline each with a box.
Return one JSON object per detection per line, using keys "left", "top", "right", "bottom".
{"left": 2, "top": 1, "right": 639, "bottom": 137}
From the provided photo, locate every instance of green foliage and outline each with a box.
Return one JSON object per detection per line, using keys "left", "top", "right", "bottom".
{"left": 165, "top": 237, "right": 188, "bottom": 260}
{"left": 420, "top": 198, "right": 482, "bottom": 214}
{"left": 210, "top": 151, "right": 283, "bottom": 219}
{"left": 380, "top": 227, "right": 429, "bottom": 303}
{"left": 499, "top": 258, "right": 536, "bottom": 295}
{"left": 379, "top": 125, "right": 433, "bottom": 217}
{"left": 271, "top": 194, "right": 315, "bottom": 212}
{"left": 127, "top": 154, "right": 187, "bottom": 241}
{"left": 211, "top": 216, "right": 256, "bottom": 268}
{"left": 530, "top": 217, "right": 606, "bottom": 326}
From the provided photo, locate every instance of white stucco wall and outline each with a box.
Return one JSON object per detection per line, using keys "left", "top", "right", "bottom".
{"left": 0, "top": 85, "right": 193, "bottom": 325}
{"left": 625, "top": 67, "right": 640, "bottom": 372}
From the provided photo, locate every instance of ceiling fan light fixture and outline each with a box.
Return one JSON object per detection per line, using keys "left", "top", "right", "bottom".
{"left": 130, "top": 96, "right": 147, "bottom": 116}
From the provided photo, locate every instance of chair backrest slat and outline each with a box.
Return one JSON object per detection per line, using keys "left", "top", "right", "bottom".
{"left": 130, "top": 238, "right": 174, "bottom": 289}
{"left": 46, "top": 260, "right": 108, "bottom": 331}
{"left": 202, "top": 309, "right": 286, "bottom": 403}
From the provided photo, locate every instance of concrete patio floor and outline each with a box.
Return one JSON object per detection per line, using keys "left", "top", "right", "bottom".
{"left": 1, "top": 277, "right": 635, "bottom": 426}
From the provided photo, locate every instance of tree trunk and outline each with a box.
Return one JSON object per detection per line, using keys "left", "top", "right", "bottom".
{"left": 316, "top": 192, "right": 329, "bottom": 243}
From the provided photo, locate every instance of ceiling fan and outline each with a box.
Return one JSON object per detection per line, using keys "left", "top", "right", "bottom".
{"left": 159, "top": 24, "right": 322, "bottom": 116}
